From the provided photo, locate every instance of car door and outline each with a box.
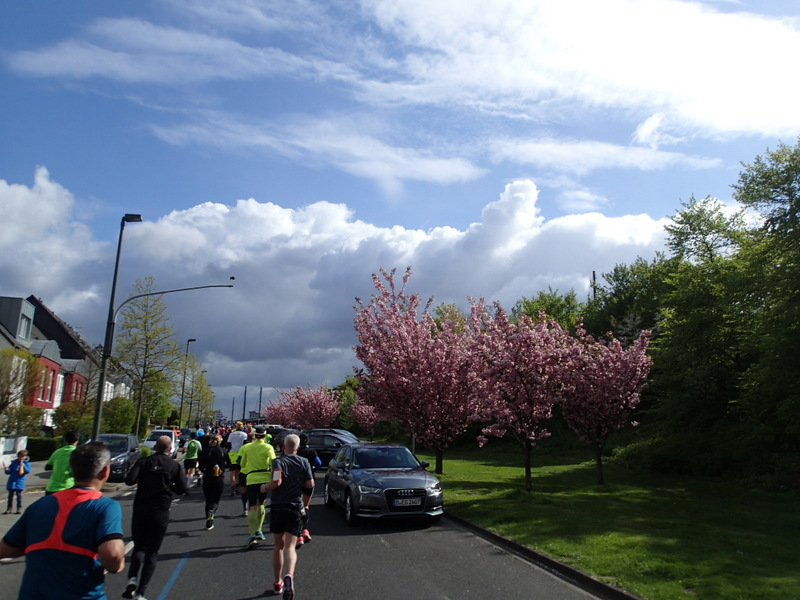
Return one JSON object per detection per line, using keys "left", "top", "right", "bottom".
{"left": 327, "top": 445, "right": 352, "bottom": 503}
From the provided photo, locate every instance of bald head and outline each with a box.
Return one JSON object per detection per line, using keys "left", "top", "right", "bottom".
{"left": 154, "top": 435, "right": 172, "bottom": 454}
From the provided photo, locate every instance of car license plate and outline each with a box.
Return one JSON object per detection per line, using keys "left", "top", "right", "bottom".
{"left": 393, "top": 497, "right": 422, "bottom": 507}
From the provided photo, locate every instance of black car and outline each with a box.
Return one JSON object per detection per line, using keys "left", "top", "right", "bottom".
{"left": 304, "top": 430, "right": 358, "bottom": 466}
{"left": 96, "top": 433, "right": 141, "bottom": 482}
{"left": 177, "top": 428, "right": 193, "bottom": 449}
{"left": 269, "top": 427, "right": 299, "bottom": 452}
{"left": 323, "top": 442, "right": 444, "bottom": 525}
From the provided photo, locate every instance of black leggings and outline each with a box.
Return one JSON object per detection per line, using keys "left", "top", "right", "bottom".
{"left": 129, "top": 511, "right": 169, "bottom": 594}
{"left": 202, "top": 473, "right": 224, "bottom": 515}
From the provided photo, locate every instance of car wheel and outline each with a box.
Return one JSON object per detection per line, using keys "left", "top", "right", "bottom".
{"left": 345, "top": 491, "right": 358, "bottom": 526}
{"left": 323, "top": 480, "right": 336, "bottom": 508}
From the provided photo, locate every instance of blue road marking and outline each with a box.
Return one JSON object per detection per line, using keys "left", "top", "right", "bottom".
{"left": 156, "top": 551, "right": 189, "bottom": 600}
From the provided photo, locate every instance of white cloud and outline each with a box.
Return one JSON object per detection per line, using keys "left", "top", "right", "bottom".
{"left": 489, "top": 137, "right": 720, "bottom": 175}
{"left": 0, "top": 170, "right": 669, "bottom": 398}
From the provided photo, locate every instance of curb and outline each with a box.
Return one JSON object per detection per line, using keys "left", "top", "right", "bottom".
{"left": 444, "top": 512, "right": 642, "bottom": 600}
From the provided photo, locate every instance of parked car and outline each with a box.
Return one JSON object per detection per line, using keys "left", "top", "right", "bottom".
{"left": 268, "top": 427, "right": 299, "bottom": 452}
{"left": 95, "top": 433, "right": 141, "bottom": 482}
{"left": 142, "top": 429, "right": 178, "bottom": 458}
{"left": 303, "top": 429, "right": 359, "bottom": 466}
{"left": 323, "top": 442, "right": 444, "bottom": 525}
{"left": 177, "top": 428, "right": 193, "bottom": 449}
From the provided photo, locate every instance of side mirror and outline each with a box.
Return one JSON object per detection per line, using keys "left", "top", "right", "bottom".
{"left": 420, "top": 461, "right": 430, "bottom": 469}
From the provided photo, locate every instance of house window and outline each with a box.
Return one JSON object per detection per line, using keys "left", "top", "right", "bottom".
{"left": 18, "top": 314, "right": 32, "bottom": 341}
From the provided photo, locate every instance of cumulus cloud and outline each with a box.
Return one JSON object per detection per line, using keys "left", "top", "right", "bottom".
{"left": 0, "top": 171, "right": 668, "bottom": 408}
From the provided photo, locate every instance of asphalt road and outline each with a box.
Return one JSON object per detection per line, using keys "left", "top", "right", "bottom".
{"left": 1, "top": 469, "right": 608, "bottom": 600}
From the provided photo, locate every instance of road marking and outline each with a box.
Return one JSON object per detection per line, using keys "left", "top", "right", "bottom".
{"left": 155, "top": 551, "right": 189, "bottom": 600}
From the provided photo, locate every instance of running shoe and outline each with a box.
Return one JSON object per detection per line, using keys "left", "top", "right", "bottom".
{"left": 255, "top": 530, "right": 266, "bottom": 540}
{"left": 295, "top": 536, "right": 304, "bottom": 549}
{"left": 273, "top": 580, "right": 284, "bottom": 594}
{"left": 206, "top": 518, "right": 214, "bottom": 530}
{"left": 121, "top": 577, "right": 137, "bottom": 599}
{"left": 246, "top": 536, "right": 259, "bottom": 551}
{"left": 301, "top": 529, "right": 311, "bottom": 542}
{"left": 282, "top": 574, "right": 294, "bottom": 600}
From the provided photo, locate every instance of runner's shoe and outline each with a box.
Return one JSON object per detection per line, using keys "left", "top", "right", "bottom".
{"left": 121, "top": 577, "right": 137, "bottom": 599}
{"left": 282, "top": 574, "right": 294, "bottom": 600}
{"left": 246, "top": 536, "right": 259, "bottom": 550}
{"left": 273, "top": 580, "right": 284, "bottom": 594}
{"left": 255, "top": 530, "right": 266, "bottom": 540}
{"left": 301, "top": 529, "right": 311, "bottom": 542}
{"left": 295, "top": 536, "right": 304, "bottom": 548}
{"left": 206, "top": 518, "right": 214, "bottom": 530}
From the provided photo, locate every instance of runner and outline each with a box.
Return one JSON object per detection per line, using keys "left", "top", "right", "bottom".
{"left": 238, "top": 426, "right": 275, "bottom": 550}
{"left": 198, "top": 434, "right": 226, "bottom": 530}
{"left": 226, "top": 421, "right": 247, "bottom": 495}
{"left": 262, "top": 433, "right": 314, "bottom": 599}
{"left": 123, "top": 435, "right": 188, "bottom": 600}
{"left": 0, "top": 441, "right": 125, "bottom": 599}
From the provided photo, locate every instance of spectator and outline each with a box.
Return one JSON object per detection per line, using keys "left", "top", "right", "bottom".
{"left": 4, "top": 449, "right": 31, "bottom": 514}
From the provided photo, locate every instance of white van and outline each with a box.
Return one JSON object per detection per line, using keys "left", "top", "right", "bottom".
{"left": 143, "top": 429, "right": 178, "bottom": 458}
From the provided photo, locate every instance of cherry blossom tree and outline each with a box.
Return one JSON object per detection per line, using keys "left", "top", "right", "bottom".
{"left": 353, "top": 267, "right": 486, "bottom": 474}
{"left": 262, "top": 384, "right": 340, "bottom": 429}
{"left": 472, "top": 301, "right": 579, "bottom": 492}
{"left": 349, "top": 400, "right": 380, "bottom": 441}
{"left": 560, "top": 329, "right": 652, "bottom": 484}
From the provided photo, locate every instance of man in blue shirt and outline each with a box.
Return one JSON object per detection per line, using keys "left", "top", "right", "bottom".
{"left": 0, "top": 441, "right": 125, "bottom": 599}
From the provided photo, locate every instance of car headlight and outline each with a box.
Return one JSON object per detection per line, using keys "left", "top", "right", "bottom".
{"left": 110, "top": 454, "right": 125, "bottom": 465}
{"left": 357, "top": 484, "right": 382, "bottom": 494}
{"left": 427, "top": 481, "right": 442, "bottom": 493}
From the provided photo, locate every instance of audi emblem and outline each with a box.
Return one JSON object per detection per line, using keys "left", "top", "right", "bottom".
{"left": 397, "top": 489, "right": 415, "bottom": 497}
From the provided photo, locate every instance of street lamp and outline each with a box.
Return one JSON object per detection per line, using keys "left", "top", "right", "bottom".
{"left": 91, "top": 214, "right": 142, "bottom": 440}
{"left": 178, "top": 338, "right": 196, "bottom": 427}
{"left": 91, "top": 280, "right": 233, "bottom": 438}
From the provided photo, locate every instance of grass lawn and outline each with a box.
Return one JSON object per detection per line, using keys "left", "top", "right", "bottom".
{"left": 414, "top": 442, "right": 799, "bottom": 600}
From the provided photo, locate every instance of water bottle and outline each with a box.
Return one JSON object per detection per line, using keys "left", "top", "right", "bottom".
{"left": 213, "top": 464, "right": 220, "bottom": 477}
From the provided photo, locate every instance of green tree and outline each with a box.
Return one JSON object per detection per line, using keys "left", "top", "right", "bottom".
{"left": 0, "top": 404, "right": 42, "bottom": 436}
{"left": 101, "top": 396, "right": 136, "bottom": 433}
{"left": 732, "top": 139, "right": 800, "bottom": 454}
{"left": 141, "top": 370, "right": 175, "bottom": 429}
{"left": 0, "top": 348, "right": 44, "bottom": 419}
{"left": 182, "top": 364, "right": 214, "bottom": 427}
{"left": 115, "top": 277, "right": 181, "bottom": 436}
{"left": 582, "top": 254, "right": 674, "bottom": 342}
{"left": 512, "top": 287, "right": 583, "bottom": 331}
{"left": 53, "top": 400, "right": 93, "bottom": 436}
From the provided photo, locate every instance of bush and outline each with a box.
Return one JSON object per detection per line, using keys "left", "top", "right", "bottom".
{"left": 25, "top": 437, "right": 62, "bottom": 461}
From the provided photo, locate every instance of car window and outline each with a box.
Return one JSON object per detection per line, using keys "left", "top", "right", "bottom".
{"left": 333, "top": 445, "right": 351, "bottom": 463}
{"left": 102, "top": 438, "right": 127, "bottom": 453}
{"left": 354, "top": 448, "right": 418, "bottom": 469}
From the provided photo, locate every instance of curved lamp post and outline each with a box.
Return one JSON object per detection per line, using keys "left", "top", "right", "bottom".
{"left": 178, "top": 338, "right": 196, "bottom": 428}
{"left": 91, "top": 214, "right": 142, "bottom": 440}
{"left": 91, "top": 274, "right": 234, "bottom": 439}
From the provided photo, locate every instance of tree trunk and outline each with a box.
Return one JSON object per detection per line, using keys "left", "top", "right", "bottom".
{"left": 594, "top": 443, "right": 605, "bottom": 485}
{"left": 435, "top": 448, "right": 444, "bottom": 475}
{"left": 524, "top": 438, "right": 533, "bottom": 492}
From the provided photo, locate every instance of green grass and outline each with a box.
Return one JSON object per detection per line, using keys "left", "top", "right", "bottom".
{"left": 415, "top": 443, "right": 799, "bottom": 600}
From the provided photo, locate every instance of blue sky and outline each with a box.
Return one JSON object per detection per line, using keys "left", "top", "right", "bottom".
{"left": 2, "top": 0, "right": 799, "bottom": 418}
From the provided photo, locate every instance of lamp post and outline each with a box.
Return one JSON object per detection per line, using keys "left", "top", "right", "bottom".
{"left": 178, "top": 338, "right": 196, "bottom": 428}
{"left": 91, "top": 269, "right": 233, "bottom": 438}
{"left": 92, "top": 214, "right": 142, "bottom": 440}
